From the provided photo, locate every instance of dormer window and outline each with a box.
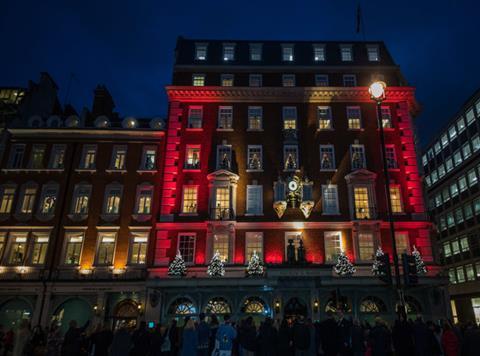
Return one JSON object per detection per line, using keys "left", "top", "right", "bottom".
{"left": 313, "top": 44, "right": 326, "bottom": 61}
{"left": 340, "top": 44, "right": 353, "bottom": 61}
{"left": 223, "top": 43, "right": 235, "bottom": 61}
{"left": 217, "top": 145, "right": 232, "bottom": 170}
{"left": 192, "top": 74, "right": 205, "bottom": 86}
{"left": 249, "top": 43, "right": 262, "bottom": 61}
{"left": 282, "top": 44, "right": 294, "bottom": 61}
{"left": 195, "top": 43, "right": 207, "bottom": 60}
{"left": 284, "top": 145, "right": 299, "bottom": 171}
{"left": 367, "top": 45, "right": 380, "bottom": 61}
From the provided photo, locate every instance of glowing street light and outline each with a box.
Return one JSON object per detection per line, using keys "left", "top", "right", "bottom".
{"left": 369, "top": 81, "right": 386, "bottom": 102}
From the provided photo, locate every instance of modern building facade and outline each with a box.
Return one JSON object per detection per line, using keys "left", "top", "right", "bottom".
{"left": 423, "top": 89, "right": 480, "bottom": 324}
{"left": 148, "top": 38, "right": 446, "bottom": 324}
{"left": 0, "top": 78, "right": 166, "bottom": 332}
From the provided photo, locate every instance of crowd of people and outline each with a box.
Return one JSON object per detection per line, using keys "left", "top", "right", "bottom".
{"left": 0, "top": 311, "right": 479, "bottom": 356}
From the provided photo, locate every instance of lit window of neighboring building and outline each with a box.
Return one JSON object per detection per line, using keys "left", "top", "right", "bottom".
{"left": 8, "top": 144, "right": 25, "bottom": 169}
{"left": 443, "top": 242, "right": 452, "bottom": 257}
{"left": 223, "top": 43, "right": 235, "bottom": 61}
{"left": 29, "top": 145, "right": 45, "bottom": 169}
{"left": 448, "top": 268, "right": 457, "bottom": 284}
{"left": 18, "top": 185, "right": 37, "bottom": 214}
{"left": 48, "top": 144, "right": 66, "bottom": 169}
{"left": 421, "top": 154, "right": 427, "bottom": 166}
{"left": 434, "top": 142, "right": 441, "bottom": 155}
{"left": 438, "top": 164, "right": 446, "bottom": 178}
{"left": 458, "top": 176, "right": 467, "bottom": 192}
{"left": 249, "top": 43, "right": 262, "bottom": 61}
{"left": 185, "top": 145, "right": 201, "bottom": 170}
{"left": 455, "top": 208, "right": 464, "bottom": 224}
{"left": 283, "top": 145, "right": 299, "bottom": 171}
{"left": 195, "top": 43, "right": 207, "bottom": 60}
{"left": 248, "top": 106, "right": 263, "bottom": 130}
{"left": 282, "top": 74, "right": 295, "bottom": 87}
{"left": 80, "top": 144, "right": 97, "bottom": 169}
{"left": 450, "top": 182, "right": 459, "bottom": 197}
{"left": 218, "top": 106, "right": 233, "bottom": 129}
{"left": 464, "top": 203, "right": 473, "bottom": 220}
{"left": 182, "top": 186, "right": 198, "bottom": 214}
{"left": 456, "top": 116, "right": 466, "bottom": 133}
{"left": 64, "top": 232, "right": 84, "bottom": 265}
{"left": 358, "top": 233, "right": 374, "bottom": 260}
{"left": 110, "top": 146, "right": 127, "bottom": 170}
{"left": 249, "top": 74, "right": 262, "bottom": 87}
{"left": 452, "top": 240, "right": 460, "bottom": 254}
{"left": 466, "top": 264, "right": 475, "bottom": 281}
{"left": 466, "top": 108, "right": 475, "bottom": 125}
{"left": 441, "top": 133, "right": 449, "bottom": 147}
{"left": 129, "top": 233, "right": 148, "bottom": 265}
{"left": 245, "top": 232, "right": 263, "bottom": 261}
{"left": 448, "top": 125, "right": 457, "bottom": 140}
{"left": 0, "top": 185, "right": 15, "bottom": 214}
{"left": 135, "top": 184, "right": 153, "bottom": 215}
{"left": 456, "top": 266, "right": 465, "bottom": 283}
{"left": 472, "top": 135, "right": 480, "bottom": 152}
{"left": 283, "top": 106, "right": 297, "bottom": 129}
{"left": 192, "top": 74, "right": 205, "bottom": 86}
{"left": 313, "top": 44, "right": 325, "bottom": 61}
{"left": 319, "top": 145, "right": 336, "bottom": 171}
{"left": 462, "top": 142, "right": 472, "bottom": 160}
{"left": 390, "top": 186, "right": 403, "bottom": 213}
{"left": 322, "top": 184, "right": 339, "bottom": 214}
{"left": 347, "top": 106, "right": 362, "bottom": 129}
{"left": 460, "top": 237, "right": 469, "bottom": 252}
{"left": 0, "top": 232, "right": 6, "bottom": 260}
{"left": 367, "top": 45, "right": 380, "bottom": 61}
{"left": 38, "top": 183, "right": 58, "bottom": 215}
{"left": 246, "top": 185, "right": 263, "bottom": 215}
{"left": 394, "top": 232, "right": 409, "bottom": 254}
{"left": 446, "top": 212, "right": 455, "bottom": 227}
{"left": 8, "top": 233, "right": 28, "bottom": 265}
{"left": 468, "top": 169, "right": 478, "bottom": 187}
{"left": 282, "top": 44, "right": 294, "bottom": 61}
{"left": 187, "top": 106, "right": 203, "bottom": 128}
{"left": 103, "top": 184, "right": 122, "bottom": 215}
{"left": 315, "top": 74, "right": 329, "bottom": 86}
{"left": 343, "top": 74, "right": 357, "bottom": 87}
{"left": 340, "top": 45, "right": 353, "bottom": 61}
{"left": 381, "top": 107, "right": 392, "bottom": 128}
{"left": 178, "top": 233, "right": 196, "bottom": 264}
{"left": 140, "top": 146, "right": 157, "bottom": 170}
{"left": 446, "top": 158, "right": 454, "bottom": 172}
{"left": 247, "top": 145, "right": 263, "bottom": 171}
{"left": 453, "top": 150, "right": 462, "bottom": 166}
{"left": 213, "top": 234, "right": 229, "bottom": 262}
{"left": 317, "top": 106, "right": 332, "bottom": 130}
{"left": 31, "top": 232, "right": 49, "bottom": 265}
{"left": 324, "top": 231, "right": 342, "bottom": 262}
{"left": 71, "top": 184, "right": 91, "bottom": 214}
{"left": 350, "top": 144, "right": 366, "bottom": 170}
{"left": 95, "top": 232, "right": 116, "bottom": 266}
{"left": 221, "top": 74, "right": 234, "bottom": 87}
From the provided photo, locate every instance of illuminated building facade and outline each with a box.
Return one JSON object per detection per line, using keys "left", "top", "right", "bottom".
{"left": 0, "top": 79, "right": 165, "bottom": 331}
{"left": 423, "top": 89, "right": 480, "bottom": 324}
{"left": 148, "top": 38, "right": 447, "bottom": 322}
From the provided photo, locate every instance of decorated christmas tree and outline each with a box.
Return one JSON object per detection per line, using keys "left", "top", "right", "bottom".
{"left": 334, "top": 251, "right": 356, "bottom": 276}
{"left": 412, "top": 245, "right": 427, "bottom": 275}
{"left": 246, "top": 250, "right": 264, "bottom": 276}
{"left": 372, "top": 246, "right": 385, "bottom": 276}
{"left": 168, "top": 251, "right": 187, "bottom": 276}
{"left": 207, "top": 251, "right": 225, "bottom": 277}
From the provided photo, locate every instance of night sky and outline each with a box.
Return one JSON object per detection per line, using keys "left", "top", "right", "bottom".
{"left": 1, "top": 0, "right": 479, "bottom": 147}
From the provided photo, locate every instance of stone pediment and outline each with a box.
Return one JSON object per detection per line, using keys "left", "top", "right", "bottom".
{"left": 207, "top": 169, "right": 240, "bottom": 182}
{"left": 344, "top": 169, "right": 377, "bottom": 183}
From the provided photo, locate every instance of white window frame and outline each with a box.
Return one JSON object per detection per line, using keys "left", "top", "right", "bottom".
{"left": 322, "top": 184, "right": 339, "bottom": 215}
{"left": 366, "top": 45, "right": 380, "bottom": 61}
{"left": 340, "top": 45, "right": 353, "bottom": 61}
{"left": 283, "top": 145, "right": 299, "bottom": 172}
{"left": 282, "top": 44, "right": 294, "bottom": 61}
{"left": 103, "top": 183, "right": 123, "bottom": 216}
{"left": 315, "top": 74, "right": 329, "bottom": 87}
{"left": 177, "top": 233, "right": 196, "bottom": 265}
{"left": 218, "top": 106, "right": 233, "bottom": 130}
{"left": 282, "top": 74, "right": 296, "bottom": 87}
{"left": 48, "top": 144, "right": 66, "bottom": 169}
{"left": 284, "top": 232, "right": 303, "bottom": 261}
{"left": 187, "top": 106, "right": 203, "bottom": 129}
{"left": 222, "top": 43, "right": 235, "bottom": 61}
{"left": 62, "top": 231, "right": 85, "bottom": 266}
{"left": 192, "top": 74, "right": 205, "bottom": 86}
{"left": 249, "top": 43, "right": 262, "bottom": 61}
{"left": 216, "top": 144, "right": 232, "bottom": 170}
{"left": 347, "top": 106, "right": 362, "bottom": 129}
{"left": 134, "top": 183, "right": 154, "bottom": 215}
{"left": 128, "top": 231, "right": 149, "bottom": 265}
{"left": 357, "top": 232, "right": 375, "bottom": 261}
{"left": 184, "top": 144, "right": 201, "bottom": 170}
{"left": 245, "top": 232, "right": 263, "bottom": 262}
{"left": 343, "top": 74, "right": 357, "bottom": 87}
{"left": 181, "top": 185, "right": 198, "bottom": 215}
{"left": 29, "top": 231, "right": 50, "bottom": 265}
{"left": 140, "top": 146, "right": 157, "bottom": 170}
{"left": 313, "top": 44, "right": 326, "bottom": 61}
{"left": 94, "top": 231, "right": 117, "bottom": 266}
{"left": 247, "top": 106, "right": 263, "bottom": 130}
{"left": 195, "top": 43, "right": 208, "bottom": 60}
{"left": 317, "top": 106, "right": 332, "bottom": 130}
{"left": 79, "top": 144, "right": 97, "bottom": 170}
{"left": 110, "top": 145, "right": 127, "bottom": 170}
{"left": 246, "top": 145, "right": 263, "bottom": 172}
{"left": 282, "top": 106, "right": 297, "bottom": 129}
{"left": 246, "top": 185, "right": 263, "bottom": 216}
{"left": 390, "top": 185, "right": 404, "bottom": 214}
{"left": 324, "top": 231, "right": 342, "bottom": 262}
{"left": 5, "top": 232, "right": 29, "bottom": 266}
{"left": 350, "top": 144, "right": 366, "bottom": 170}
{"left": 319, "top": 145, "right": 336, "bottom": 171}
{"left": 221, "top": 74, "right": 234, "bottom": 87}
{"left": 248, "top": 74, "right": 262, "bottom": 87}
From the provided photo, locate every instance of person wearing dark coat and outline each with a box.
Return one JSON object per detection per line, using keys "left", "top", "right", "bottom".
{"left": 461, "top": 322, "right": 480, "bottom": 356}
{"left": 277, "top": 319, "right": 293, "bottom": 356}
{"left": 239, "top": 317, "right": 257, "bottom": 356}
{"left": 61, "top": 320, "right": 89, "bottom": 356}
{"left": 319, "top": 312, "right": 340, "bottom": 356}
{"left": 293, "top": 316, "right": 310, "bottom": 355}
{"left": 258, "top": 317, "right": 277, "bottom": 356}
{"left": 209, "top": 315, "right": 220, "bottom": 356}
{"left": 130, "top": 321, "right": 151, "bottom": 356}
{"left": 148, "top": 324, "right": 165, "bottom": 356}
{"left": 197, "top": 313, "right": 211, "bottom": 356}
{"left": 368, "top": 317, "right": 392, "bottom": 356}
{"left": 351, "top": 319, "right": 366, "bottom": 356}
{"left": 392, "top": 317, "right": 414, "bottom": 356}
{"left": 90, "top": 324, "right": 113, "bottom": 356}
{"left": 336, "top": 312, "right": 352, "bottom": 354}
{"left": 412, "top": 316, "right": 430, "bottom": 356}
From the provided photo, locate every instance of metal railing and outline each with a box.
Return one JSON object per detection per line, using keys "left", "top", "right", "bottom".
{"left": 354, "top": 207, "right": 378, "bottom": 220}
{"left": 210, "top": 208, "right": 235, "bottom": 220}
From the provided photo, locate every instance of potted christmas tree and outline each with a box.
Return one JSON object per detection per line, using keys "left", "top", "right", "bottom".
{"left": 334, "top": 251, "right": 356, "bottom": 276}
{"left": 372, "top": 247, "right": 385, "bottom": 276}
{"left": 168, "top": 251, "right": 187, "bottom": 277}
{"left": 207, "top": 251, "right": 225, "bottom": 277}
{"left": 246, "top": 250, "right": 265, "bottom": 277}
{"left": 412, "top": 245, "right": 427, "bottom": 275}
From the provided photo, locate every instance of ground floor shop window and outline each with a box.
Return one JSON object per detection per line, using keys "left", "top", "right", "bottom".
{"left": 0, "top": 299, "right": 32, "bottom": 329}
{"left": 51, "top": 298, "right": 91, "bottom": 333}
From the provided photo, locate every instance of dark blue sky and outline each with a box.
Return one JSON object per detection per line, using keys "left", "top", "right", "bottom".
{"left": 1, "top": 0, "right": 479, "bottom": 146}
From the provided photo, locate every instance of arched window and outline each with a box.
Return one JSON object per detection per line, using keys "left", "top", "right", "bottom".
{"left": 168, "top": 298, "right": 196, "bottom": 315}
{"left": 360, "top": 296, "right": 387, "bottom": 313}
{"left": 0, "top": 298, "right": 32, "bottom": 328}
{"left": 205, "top": 297, "right": 231, "bottom": 315}
{"left": 325, "top": 298, "right": 352, "bottom": 313}
{"left": 241, "top": 297, "right": 266, "bottom": 314}
{"left": 404, "top": 296, "right": 422, "bottom": 314}
{"left": 52, "top": 298, "right": 92, "bottom": 333}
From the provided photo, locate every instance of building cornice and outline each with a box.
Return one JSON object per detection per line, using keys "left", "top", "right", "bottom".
{"left": 166, "top": 86, "right": 418, "bottom": 108}
{"left": 7, "top": 128, "right": 165, "bottom": 140}
{"left": 174, "top": 64, "right": 401, "bottom": 72}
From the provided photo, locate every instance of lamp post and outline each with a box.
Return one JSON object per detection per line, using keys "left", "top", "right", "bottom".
{"left": 369, "top": 81, "right": 405, "bottom": 314}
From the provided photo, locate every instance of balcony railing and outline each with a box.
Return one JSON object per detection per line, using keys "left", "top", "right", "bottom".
{"left": 210, "top": 208, "right": 235, "bottom": 221}
{"left": 354, "top": 207, "right": 377, "bottom": 220}
{"left": 184, "top": 162, "right": 200, "bottom": 170}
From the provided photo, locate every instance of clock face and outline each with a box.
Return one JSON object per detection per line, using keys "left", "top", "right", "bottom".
{"left": 288, "top": 180, "right": 298, "bottom": 191}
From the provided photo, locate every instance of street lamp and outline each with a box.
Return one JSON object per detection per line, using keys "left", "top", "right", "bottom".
{"left": 369, "top": 81, "right": 405, "bottom": 316}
